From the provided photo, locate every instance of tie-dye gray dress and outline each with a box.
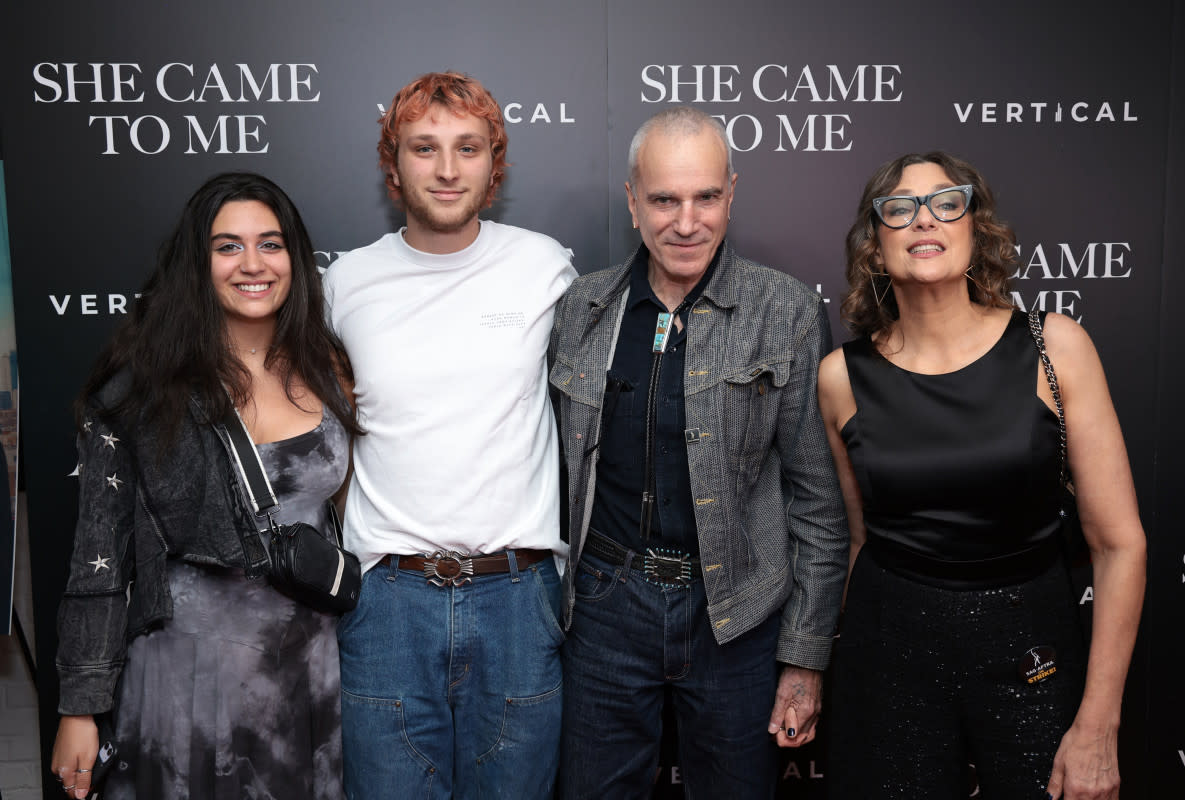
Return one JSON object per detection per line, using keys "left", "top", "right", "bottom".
{"left": 105, "top": 409, "right": 348, "bottom": 799}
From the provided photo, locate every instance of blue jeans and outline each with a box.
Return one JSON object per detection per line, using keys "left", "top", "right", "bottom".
{"left": 559, "top": 550, "right": 780, "bottom": 800}
{"left": 338, "top": 553, "right": 564, "bottom": 800}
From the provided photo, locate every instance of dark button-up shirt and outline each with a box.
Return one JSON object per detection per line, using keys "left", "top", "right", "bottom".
{"left": 588, "top": 247, "right": 717, "bottom": 556}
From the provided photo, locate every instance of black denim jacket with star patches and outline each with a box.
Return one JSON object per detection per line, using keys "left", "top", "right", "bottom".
{"left": 56, "top": 371, "right": 270, "bottom": 716}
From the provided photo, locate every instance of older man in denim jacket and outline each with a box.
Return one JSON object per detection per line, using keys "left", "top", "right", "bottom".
{"left": 550, "top": 106, "right": 848, "bottom": 799}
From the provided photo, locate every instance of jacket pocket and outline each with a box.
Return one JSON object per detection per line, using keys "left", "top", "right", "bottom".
{"left": 722, "top": 360, "right": 793, "bottom": 479}
{"left": 549, "top": 359, "right": 576, "bottom": 391}
{"left": 549, "top": 355, "right": 607, "bottom": 407}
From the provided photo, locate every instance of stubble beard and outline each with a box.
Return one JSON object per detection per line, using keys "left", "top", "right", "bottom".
{"left": 401, "top": 183, "right": 490, "bottom": 235}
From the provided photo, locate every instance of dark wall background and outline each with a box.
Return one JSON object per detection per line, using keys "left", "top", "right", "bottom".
{"left": 1, "top": 1, "right": 1181, "bottom": 796}
{"left": 1149, "top": 0, "right": 1185, "bottom": 793}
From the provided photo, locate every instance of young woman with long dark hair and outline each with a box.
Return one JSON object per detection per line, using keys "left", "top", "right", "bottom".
{"left": 51, "top": 172, "right": 361, "bottom": 799}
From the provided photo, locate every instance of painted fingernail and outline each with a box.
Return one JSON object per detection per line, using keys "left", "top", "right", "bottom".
{"left": 787, "top": 727, "right": 795, "bottom": 737}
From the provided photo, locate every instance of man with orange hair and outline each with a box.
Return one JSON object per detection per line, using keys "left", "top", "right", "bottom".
{"left": 324, "top": 71, "right": 575, "bottom": 799}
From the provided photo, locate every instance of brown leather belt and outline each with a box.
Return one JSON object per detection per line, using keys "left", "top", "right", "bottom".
{"left": 379, "top": 549, "right": 550, "bottom": 587}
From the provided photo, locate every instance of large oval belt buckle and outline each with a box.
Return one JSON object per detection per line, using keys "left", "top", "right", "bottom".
{"left": 424, "top": 550, "right": 475, "bottom": 587}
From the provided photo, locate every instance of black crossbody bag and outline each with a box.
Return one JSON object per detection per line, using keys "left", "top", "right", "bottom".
{"left": 221, "top": 407, "right": 361, "bottom": 613}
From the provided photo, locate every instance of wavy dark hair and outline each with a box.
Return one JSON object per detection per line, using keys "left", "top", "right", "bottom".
{"left": 79, "top": 171, "right": 362, "bottom": 445}
{"left": 841, "top": 151, "right": 1017, "bottom": 338}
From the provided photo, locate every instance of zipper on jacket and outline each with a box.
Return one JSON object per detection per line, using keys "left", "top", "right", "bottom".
{"left": 137, "top": 484, "right": 169, "bottom": 554}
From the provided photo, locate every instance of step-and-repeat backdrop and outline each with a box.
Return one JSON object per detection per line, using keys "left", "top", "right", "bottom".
{"left": 2, "top": 1, "right": 1181, "bottom": 796}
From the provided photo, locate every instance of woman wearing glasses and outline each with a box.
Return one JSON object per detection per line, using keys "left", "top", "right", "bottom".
{"left": 818, "top": 152, "right": 1144, "bottom": 799}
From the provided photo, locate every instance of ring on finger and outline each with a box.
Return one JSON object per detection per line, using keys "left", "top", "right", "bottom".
{"left": 76, "top": 768, "right": 91, "bottom": 774}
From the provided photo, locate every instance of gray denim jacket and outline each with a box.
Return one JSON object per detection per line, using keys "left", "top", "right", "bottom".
{"left": 548, "top": 241, "right": 848, "bottom": 670}
{"left": 56, "top": 374, "right": 269, "bottom": 715}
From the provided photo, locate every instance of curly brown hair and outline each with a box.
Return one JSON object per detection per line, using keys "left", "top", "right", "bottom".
{"left": 377, "top": 71, "right": 508, "bottom": 208}
{"left": 841, "top": 152, "right": 1018, "bottom": 338}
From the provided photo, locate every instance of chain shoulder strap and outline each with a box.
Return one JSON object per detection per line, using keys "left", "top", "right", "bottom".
{"left": 1026, "top": 308, "right": 1068, "bottom": 485}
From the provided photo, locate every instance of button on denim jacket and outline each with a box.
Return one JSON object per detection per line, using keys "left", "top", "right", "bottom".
{"left": 548, "top": 241, "right": 848, "bottom": 670}
{"left": 56, "top": 373, "right": 269, "bottom": 715}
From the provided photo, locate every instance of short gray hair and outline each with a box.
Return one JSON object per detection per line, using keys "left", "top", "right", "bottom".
{"left": 626, "top": 106, "right": 734, "bottom": 186}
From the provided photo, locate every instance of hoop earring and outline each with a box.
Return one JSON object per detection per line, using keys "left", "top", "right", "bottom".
{"left": 869, "top": 271, "right": 892, "bottom": 307}
{"left": 965, "top": 265, "right": 989, "bottom": 297}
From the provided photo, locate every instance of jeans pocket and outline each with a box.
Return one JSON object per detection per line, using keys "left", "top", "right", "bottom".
{"left": 336, "top": 565, "right": 386, "bottom": 641}
{"left": 529, "top": 561, "right": 566, "bottom": 645}
{"left": 340, "top": 692, "right": 439, "bottom": 794}
{"left": 474, "top": 681, "right": 562, "bottom": 797}
{"left": 572, "top": 558, "right": 621, "bottom": 603}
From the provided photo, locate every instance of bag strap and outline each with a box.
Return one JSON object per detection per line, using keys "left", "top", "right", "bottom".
{"left": 220, "top": 405, "right": 281, "bottom": 527}
{"left": 220, "top": 403, "right": 346, "bottom": 548}
{"left": 1025, "top": 308, "right": 1069, "bottom": 485}
{"left": 209, "top": 404, "right": 274, "bottom": 578}
{"left": 324, "top": 492, "right": 345, "bottom": 548}
{"left": 221, "top": 406, "right": 278, "bottom": 515}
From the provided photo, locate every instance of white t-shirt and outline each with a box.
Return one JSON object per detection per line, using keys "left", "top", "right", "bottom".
{"left": 323, "top": 221, "right": 576, "bottom": 572}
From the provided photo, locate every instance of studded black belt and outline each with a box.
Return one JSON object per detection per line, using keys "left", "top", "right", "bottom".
{"left": 582, "top": 530, "right": 702, "bottom": 586}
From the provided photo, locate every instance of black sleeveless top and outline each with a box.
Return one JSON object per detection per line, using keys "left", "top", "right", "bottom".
{"left": 841, "top": 310, "right": 1062, "bottom": 576}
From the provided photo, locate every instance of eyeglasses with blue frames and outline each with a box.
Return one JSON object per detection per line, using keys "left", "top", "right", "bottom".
{"left": 871, "top": 185, "right": 974, "bottom": 229}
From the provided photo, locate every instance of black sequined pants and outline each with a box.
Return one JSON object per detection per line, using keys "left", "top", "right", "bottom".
{"left": 828, "top": 547, "right": 1086, "bottom": 799}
